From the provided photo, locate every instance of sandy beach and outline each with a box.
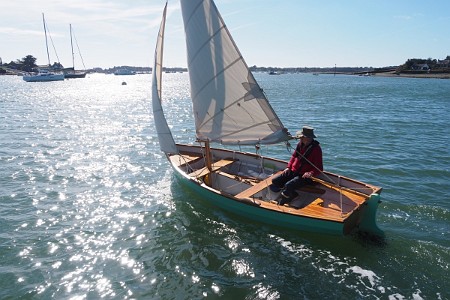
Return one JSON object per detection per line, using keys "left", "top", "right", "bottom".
{"left": 371, "top": 71, "right": 450, "bottom": 79}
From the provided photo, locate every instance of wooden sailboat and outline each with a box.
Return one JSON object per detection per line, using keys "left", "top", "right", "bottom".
{"left": 151, "top": 0, "right": 384, "bottom": 237}
{"left": 23, "top": 13, "right": 65, "bottom": 82}
{"left": 64, "top": 24, "right": 87, "bottom": 79}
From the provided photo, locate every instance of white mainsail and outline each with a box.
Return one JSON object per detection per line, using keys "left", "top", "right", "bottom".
{"left": 180, "top": 0, "right": 290, "bottom": 145}
{"left": 152, "top": 3, "right": 177, "bottom": 154}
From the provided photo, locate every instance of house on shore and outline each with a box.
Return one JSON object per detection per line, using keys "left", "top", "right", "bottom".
{"left": 411, "top": 63, "right": 430, "bottom": 72}
{"left": 436, "top": 60, "right": 450, "bottom": 68}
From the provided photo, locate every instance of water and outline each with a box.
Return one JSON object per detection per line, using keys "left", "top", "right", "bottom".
{"left": 0, "top": 73, "right": 449, "bottom": 299}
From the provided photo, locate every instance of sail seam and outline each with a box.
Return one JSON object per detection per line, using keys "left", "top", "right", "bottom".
{"left": 197, "top": 87, "right": 246, "bottom": 131}
{"left": 188, "top": 24, "right": 225, "bottom": 68}
{"left": 184, "top": 0, "right": 205, "bottom": 29}
{"left": 192, "top": 56, "right": 241, "bottom": 103}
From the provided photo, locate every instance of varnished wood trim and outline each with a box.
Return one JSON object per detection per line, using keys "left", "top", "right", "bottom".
{"left": 188, "top": 159, "right": 234, "bottom": 178}
{"left": 235, "top": 170, "right": 283, "bottom": 198}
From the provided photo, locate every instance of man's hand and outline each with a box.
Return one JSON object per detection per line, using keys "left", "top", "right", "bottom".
{"left": 302, "top": 171, "right": 313, "bottom": 178}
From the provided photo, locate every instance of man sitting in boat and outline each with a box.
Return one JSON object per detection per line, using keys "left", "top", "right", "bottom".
{"left": 269, "top": 126, "right": 323, "bottom": 205}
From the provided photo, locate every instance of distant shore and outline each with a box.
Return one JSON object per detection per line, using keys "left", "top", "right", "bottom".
{"left": 316, "top": 71, "right": 450, "bottom": 79}
{"left": 2, "top": 67, "right": 449, "bottom": 79}
{"left": 369, "top": 71, "right": 450, "bottom": 79}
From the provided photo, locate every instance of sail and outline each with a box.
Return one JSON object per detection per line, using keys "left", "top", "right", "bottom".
{"left": 180, "top": 0, "right": 290, "bottom": 145}
{"left": 152, "top": 3, "right": 178, "bottom": 154}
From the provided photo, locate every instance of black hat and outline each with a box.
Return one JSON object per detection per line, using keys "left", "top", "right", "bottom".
{"left": 295, "top": 126, "right": 316, "bottom": 139}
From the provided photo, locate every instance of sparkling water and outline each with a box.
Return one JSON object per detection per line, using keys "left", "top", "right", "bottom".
{"left": 0, "top": 73, "right": 449, "bottom": 299}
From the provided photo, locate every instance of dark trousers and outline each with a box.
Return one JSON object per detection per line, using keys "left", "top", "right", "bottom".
{"left": 271, "top": 169, "right": 312, "bottom": 198}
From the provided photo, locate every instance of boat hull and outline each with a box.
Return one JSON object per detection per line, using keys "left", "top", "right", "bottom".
{"left": 64, "top": 72, "right": 86, "bottom": 79}
{"left": 114, "top": 69, "right": 136, "bottom": 75}
{"left": 23, "top": 73, "right": 65, "bottom": 82}
{"left": 173, "top": 169, "right": 347, "bottom": 235}
{"left": 167, "top": 144, "right": 384, "bottom": 237}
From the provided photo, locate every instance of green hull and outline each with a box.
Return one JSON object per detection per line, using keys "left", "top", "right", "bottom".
{"left": 166, "top": 144, "right": 384, "bottom": 237}
{"left": 174, "top": 168, "right": 350, "bottom": 236}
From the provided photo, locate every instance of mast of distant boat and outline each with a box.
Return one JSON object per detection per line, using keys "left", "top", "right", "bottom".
{"left": 42, "top": 13, "right": 51, "bottom": 67}
{"left": 70, "top": 24, "right": 75, "bottom": 70}
{"left": 69, "top": 25, "right": 87, "bottom": 73}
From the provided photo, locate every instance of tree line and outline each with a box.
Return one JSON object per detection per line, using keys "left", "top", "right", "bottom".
{"left": 3, "top": 54, "right": 450, "bottom": 75}
{"left": 396, "top": 55, "right": 450, "bottom": 73}
{"left": 1, "top": 55, "right": 63, "bottom": 73}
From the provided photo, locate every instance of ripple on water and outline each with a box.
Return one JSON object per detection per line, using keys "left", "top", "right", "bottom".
{"left": 0, "top": 74, "right": 449, "bottom": 299}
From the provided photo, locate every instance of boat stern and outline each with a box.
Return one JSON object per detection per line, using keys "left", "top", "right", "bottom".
{"left": 356, "top": 193, "right": 384, "bottom": 237}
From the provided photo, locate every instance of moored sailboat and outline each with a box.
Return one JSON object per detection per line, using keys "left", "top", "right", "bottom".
{"left": 64, "top": 24, "right": 86, "bottom": 79}
{"left": 151, "top": 0, "right": 384, "bottom": 237}
{"left": 23, "top": 69, "right": 65, "bottom": 82}
{"left": 23, "top": 13, "right": 64, "bottom": 82}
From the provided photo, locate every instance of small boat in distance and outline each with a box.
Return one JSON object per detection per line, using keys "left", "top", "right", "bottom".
{"left": 23, "top": 13, "right": 64, "bottom": 82}
{"left": 64, "top": 68, "right": 86, "bottom": 79}
{"left": 114, "top": 69, "right": 136, "bottom": 75}
{"left": 64, "top": 24, "right": 86, "bottom": 79}
{"left": 151, "top": 0, "right": 384, "bottom": 237}
{"left": 23, "top": 69, "right": 64, "bottom": 82}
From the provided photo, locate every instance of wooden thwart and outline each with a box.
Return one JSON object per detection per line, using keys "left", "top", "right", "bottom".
{"left": 235, "top": 170, "right": 283, "bottom": 199}
{"left": 169, "top": 153, "right": 202, "bottom": 167}
{"left": 189, "top": 159, "right": 234, "bottom": 178}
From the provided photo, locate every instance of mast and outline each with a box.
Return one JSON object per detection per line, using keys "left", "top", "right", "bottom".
{"left": 42, "top": 13, "right": 51, "bottom": 66}
{"left": 70, "top": 24, "right": 75, "bottom": 70}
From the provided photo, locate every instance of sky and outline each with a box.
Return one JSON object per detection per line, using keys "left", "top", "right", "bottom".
{"left": 1, "top": 0, "right": 449, "bottom": 69}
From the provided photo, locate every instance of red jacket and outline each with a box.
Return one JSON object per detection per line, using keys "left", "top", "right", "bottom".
{"left": 287, "top": 140, "right": 323, "bottom": 176}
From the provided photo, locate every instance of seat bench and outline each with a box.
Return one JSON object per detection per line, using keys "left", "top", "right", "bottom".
{"left": 235, "top": 170, "right": 283, "bottom": 199}
{"left": 189, "top": 159, "right": 235, "bottom": 178}
{"left": 169, "top": 153, "right": 202, "bottom": 167}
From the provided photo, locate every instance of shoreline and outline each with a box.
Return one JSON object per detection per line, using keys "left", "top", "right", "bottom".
{"left": 316, "top": 71, "right": 450, "bottom": 79}
{"left": 370, "top": 71, "right": 450, "bottom": 79}
{"left": 3, "top": 68, "right": 450, "bottom": 79}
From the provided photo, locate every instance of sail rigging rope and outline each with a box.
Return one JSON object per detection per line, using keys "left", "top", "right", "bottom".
{"left": 71, "top": 27, "right": 87, "bottom": 70}
{"left": 339, "top": 176, "right": 343, "bottom": 216}
{"left": 45, "top": 23, "right": 61, "bottom": 65}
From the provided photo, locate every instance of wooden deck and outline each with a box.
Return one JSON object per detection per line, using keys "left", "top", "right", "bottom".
{"left": 233, "top": 174, "right": 367, "bottom": 223}
{"left": 267, "top": 182, "right": 366, "bottom": 222}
